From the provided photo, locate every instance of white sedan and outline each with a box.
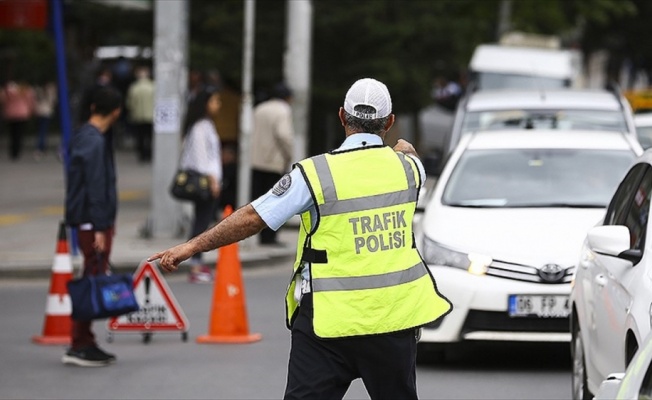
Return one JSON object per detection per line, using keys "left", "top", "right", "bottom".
{"left": 571, "top": 149, "right": 652, "bottom": 399}
{"left": 415, "top": 129, "right": 641, "bottom": 359}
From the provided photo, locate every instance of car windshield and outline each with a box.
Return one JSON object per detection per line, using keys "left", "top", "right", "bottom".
{"left": 442, "top": 148, "right": 635, "bottom": 208}
{"left": 462, "top": 110, "right": 628, "bottom": 133}
{"left": 476, "top": 72, "right": 568, "bottom": 91}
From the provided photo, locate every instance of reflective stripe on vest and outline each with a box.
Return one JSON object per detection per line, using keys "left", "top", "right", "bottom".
{"left": 312, "top": 261, "right": 427, "bottom": 292}
{"left": 312, "top": 152, "right": 419, "bottom": 216}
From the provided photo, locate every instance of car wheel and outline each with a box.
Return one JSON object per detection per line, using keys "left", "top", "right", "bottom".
{"left": 571, "top": 321, "right": 593, "bottom": 400}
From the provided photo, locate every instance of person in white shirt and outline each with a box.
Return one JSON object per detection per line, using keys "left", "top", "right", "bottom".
{"left": 178, "top": 89, "right": 223, "bottom": 283}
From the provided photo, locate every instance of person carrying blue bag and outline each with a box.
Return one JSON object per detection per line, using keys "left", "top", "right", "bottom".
{"left": 63, "top": 86, "right": 123, "bottom": 367}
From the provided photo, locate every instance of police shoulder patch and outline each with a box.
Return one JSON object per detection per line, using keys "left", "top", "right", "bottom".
{"left": 272, "top": 174, "right": 292, "bottom": 196}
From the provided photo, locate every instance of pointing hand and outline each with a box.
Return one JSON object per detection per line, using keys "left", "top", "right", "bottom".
{"left": 148, "top": 243, "right": 195, "bottom": 272}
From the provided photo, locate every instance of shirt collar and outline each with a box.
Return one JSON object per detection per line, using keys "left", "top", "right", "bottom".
{"left": 336, "top": 133, "right": 383, "bottom": 151}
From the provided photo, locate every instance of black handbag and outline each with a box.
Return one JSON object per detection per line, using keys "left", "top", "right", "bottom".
{"left": 169, "top": 169, "right": 212, "bottom": 202}
{"left": 67, "top": 254, "right": 139, "bottom": 320}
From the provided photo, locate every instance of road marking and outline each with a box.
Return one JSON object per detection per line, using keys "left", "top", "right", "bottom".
{"left": 39, "top": 206, "right": 64, "bottom": 216}
{"left": 120, "top": 190, "right": 148, "bottom": 201}
{"left": 0, "top": 214, "right": 30, "bottom": 226}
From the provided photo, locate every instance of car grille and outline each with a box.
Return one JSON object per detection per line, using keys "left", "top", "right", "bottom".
{"left": 486, "top": 259, "right": 575, "bottom": 284}
{"left": 463, "top": 310, "right": 569, "bottom": 333}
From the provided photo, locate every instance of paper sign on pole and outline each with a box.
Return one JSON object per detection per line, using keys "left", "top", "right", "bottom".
{"left": 107, "top": 260, "right": 189, "bottom": 340}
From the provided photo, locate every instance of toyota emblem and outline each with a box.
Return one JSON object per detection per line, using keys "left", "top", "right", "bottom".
{"left": 539, "top": 263, "right": 565, "bottom": 283}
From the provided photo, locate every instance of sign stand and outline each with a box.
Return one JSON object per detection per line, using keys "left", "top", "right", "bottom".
{"left": 106, "top": 260, "right": 189, "bottom": 343}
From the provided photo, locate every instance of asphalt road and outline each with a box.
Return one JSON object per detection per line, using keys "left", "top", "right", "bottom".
{"left": 1, "top": 258, "right": 572, "bottom": 400}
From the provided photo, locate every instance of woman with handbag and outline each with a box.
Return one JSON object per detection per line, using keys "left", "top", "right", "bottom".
{"left": 178, "top": 88, "right": 223, "bottom": 283}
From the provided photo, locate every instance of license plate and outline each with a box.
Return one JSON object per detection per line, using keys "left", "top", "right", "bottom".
{"left": 508, "top": 295, "right": 570, "bottom": 318}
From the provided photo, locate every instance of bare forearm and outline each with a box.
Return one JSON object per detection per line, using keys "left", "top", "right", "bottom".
{"left": 189, "top": 204, "right": 267, "bottom": 253}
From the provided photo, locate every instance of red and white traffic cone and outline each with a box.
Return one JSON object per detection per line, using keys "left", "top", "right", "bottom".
{"left": 32, "top": 222, "right": 73, "bottom": 345}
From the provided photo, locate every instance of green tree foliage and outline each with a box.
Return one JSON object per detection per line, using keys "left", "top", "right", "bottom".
{"left": 0, "top": 0, "right": 641, "bottom": 150}
{"left": 311, "top": 0, "right": 497, "bottom": 113}
{"left": 0, "top": 29, "right": 55, "bottom": 83}
{"left": 188, "top": 0, "right": 285, "bottom": 90}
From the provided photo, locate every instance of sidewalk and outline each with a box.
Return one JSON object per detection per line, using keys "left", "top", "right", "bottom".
{"left": 0, "top": 144, "right": 297, "bottom": 278}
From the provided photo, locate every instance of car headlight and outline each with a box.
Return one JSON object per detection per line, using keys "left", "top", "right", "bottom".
{"left": 421, "top": 236, "right": 492, "bottom": 275}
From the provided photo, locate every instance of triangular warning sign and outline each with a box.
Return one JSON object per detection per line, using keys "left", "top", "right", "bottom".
{"left": 108, "top": 260, "right": 189, "bottom": 333}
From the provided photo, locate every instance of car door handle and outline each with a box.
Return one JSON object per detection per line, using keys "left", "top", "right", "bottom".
{"left": 595, "top": 274, "right": 608, "bottom": 288}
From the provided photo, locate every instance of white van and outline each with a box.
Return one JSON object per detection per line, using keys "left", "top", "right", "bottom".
{"left": 469, "top": 44, "right": 582, "bottom": 90}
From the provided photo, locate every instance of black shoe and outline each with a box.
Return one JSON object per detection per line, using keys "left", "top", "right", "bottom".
{"left": 92, "top": 346, "right": 117, "bottom": 363}
{"left": 61, "top": 347, "right": 111, "bottom": 367}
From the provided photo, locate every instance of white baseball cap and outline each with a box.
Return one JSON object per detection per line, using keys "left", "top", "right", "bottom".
{"left": 343, "top": 78, "right": 392, "bottom": 120}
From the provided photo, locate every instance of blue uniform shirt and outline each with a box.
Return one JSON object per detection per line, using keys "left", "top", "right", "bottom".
{"left": 251, "top": 133, "right": 426, "bottom": 300}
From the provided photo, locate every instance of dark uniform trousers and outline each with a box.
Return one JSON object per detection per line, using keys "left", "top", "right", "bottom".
{"left": 284, "top": 293, "right": 419, "bottom": 400}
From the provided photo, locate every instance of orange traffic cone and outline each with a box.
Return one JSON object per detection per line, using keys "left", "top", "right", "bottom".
{"left": 32, "top": 222, "right": 73, "bottom": 345}
{"left": 197, "top": 205, "right": 262, "bottom": 344}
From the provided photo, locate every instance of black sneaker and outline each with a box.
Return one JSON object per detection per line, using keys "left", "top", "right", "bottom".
{"left": 61, "top": 347, "right": 111, "bottom": 367}
{"left": 92, "top": 346, "right": 116, "bottom": 363}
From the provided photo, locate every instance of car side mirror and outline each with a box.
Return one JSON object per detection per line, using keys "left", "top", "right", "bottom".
{"left": 587, "top": 225, "right": 641, "bottom": 264}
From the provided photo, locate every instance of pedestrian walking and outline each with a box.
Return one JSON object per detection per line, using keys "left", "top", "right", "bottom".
{"left": 178, "top": 88, "right": 223, "bottom": 283}
{"left": 33, "top": 80, "right": 57, "bottom": 160}
{"left": 250, "top": 82, "right": 294, "bottom": 246}
{"left": 0, "top": 79, "right": 35, "bottom": 160}
{"left": 149, "top": 78, "right": 452, "bottom": 399}
{"left": 126, "top": 66, "right": 155, "bottom": 162}
{"left": 63, "top": 87, "right": 122, "bottom": 367}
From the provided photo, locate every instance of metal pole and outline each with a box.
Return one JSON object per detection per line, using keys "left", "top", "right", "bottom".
{"left": 496, "top": 0, "right": 512, "bottom": 41}
{"left": 150, "top": 0, "right": 188, "bottom": 238}
{"left": 235, "top": 0, "right": 256, "bottom": 249}
{"left": 284, "top": 0, "right": 312, "bottom": 162}
{"left": 51, "top": 0, "right": 72, "bottom": 169}
{"left": 51, "top": 0, "right": 80, "bottom": 255}
{"left": 236, "top": 0, "right": 255, "bottom": 209}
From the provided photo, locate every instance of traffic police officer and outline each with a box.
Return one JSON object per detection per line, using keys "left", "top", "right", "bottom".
{"left": 150, "top": 78, "right": 452, "bottom": 400}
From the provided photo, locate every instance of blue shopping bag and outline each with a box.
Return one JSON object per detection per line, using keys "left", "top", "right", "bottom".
{"left": 67, "top": 273, "right": 139, "bottom": 320}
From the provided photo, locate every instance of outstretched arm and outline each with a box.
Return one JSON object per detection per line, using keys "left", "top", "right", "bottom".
{"left": 148, "top": 204, "right": 267, "bottom": 272}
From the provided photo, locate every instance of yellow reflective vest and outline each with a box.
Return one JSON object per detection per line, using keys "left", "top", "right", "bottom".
{"left": 285, "top": 145, "right": 452, "bottom": 338}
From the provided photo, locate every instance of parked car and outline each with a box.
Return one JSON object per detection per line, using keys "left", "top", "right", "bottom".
{"left": 634, "top": 112, "right": 652, "bottom": 149}
{"left": 415, "top": 129, "right": 642, "bottom": 360}
{"left": 570, "top": 149, "right": 652, "bottom": 400}
{"left": 443, "top": 88, "right": 638, "bottom": 156}
{"left": 593, "top": 333, "right": 652, "bottom": 400}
